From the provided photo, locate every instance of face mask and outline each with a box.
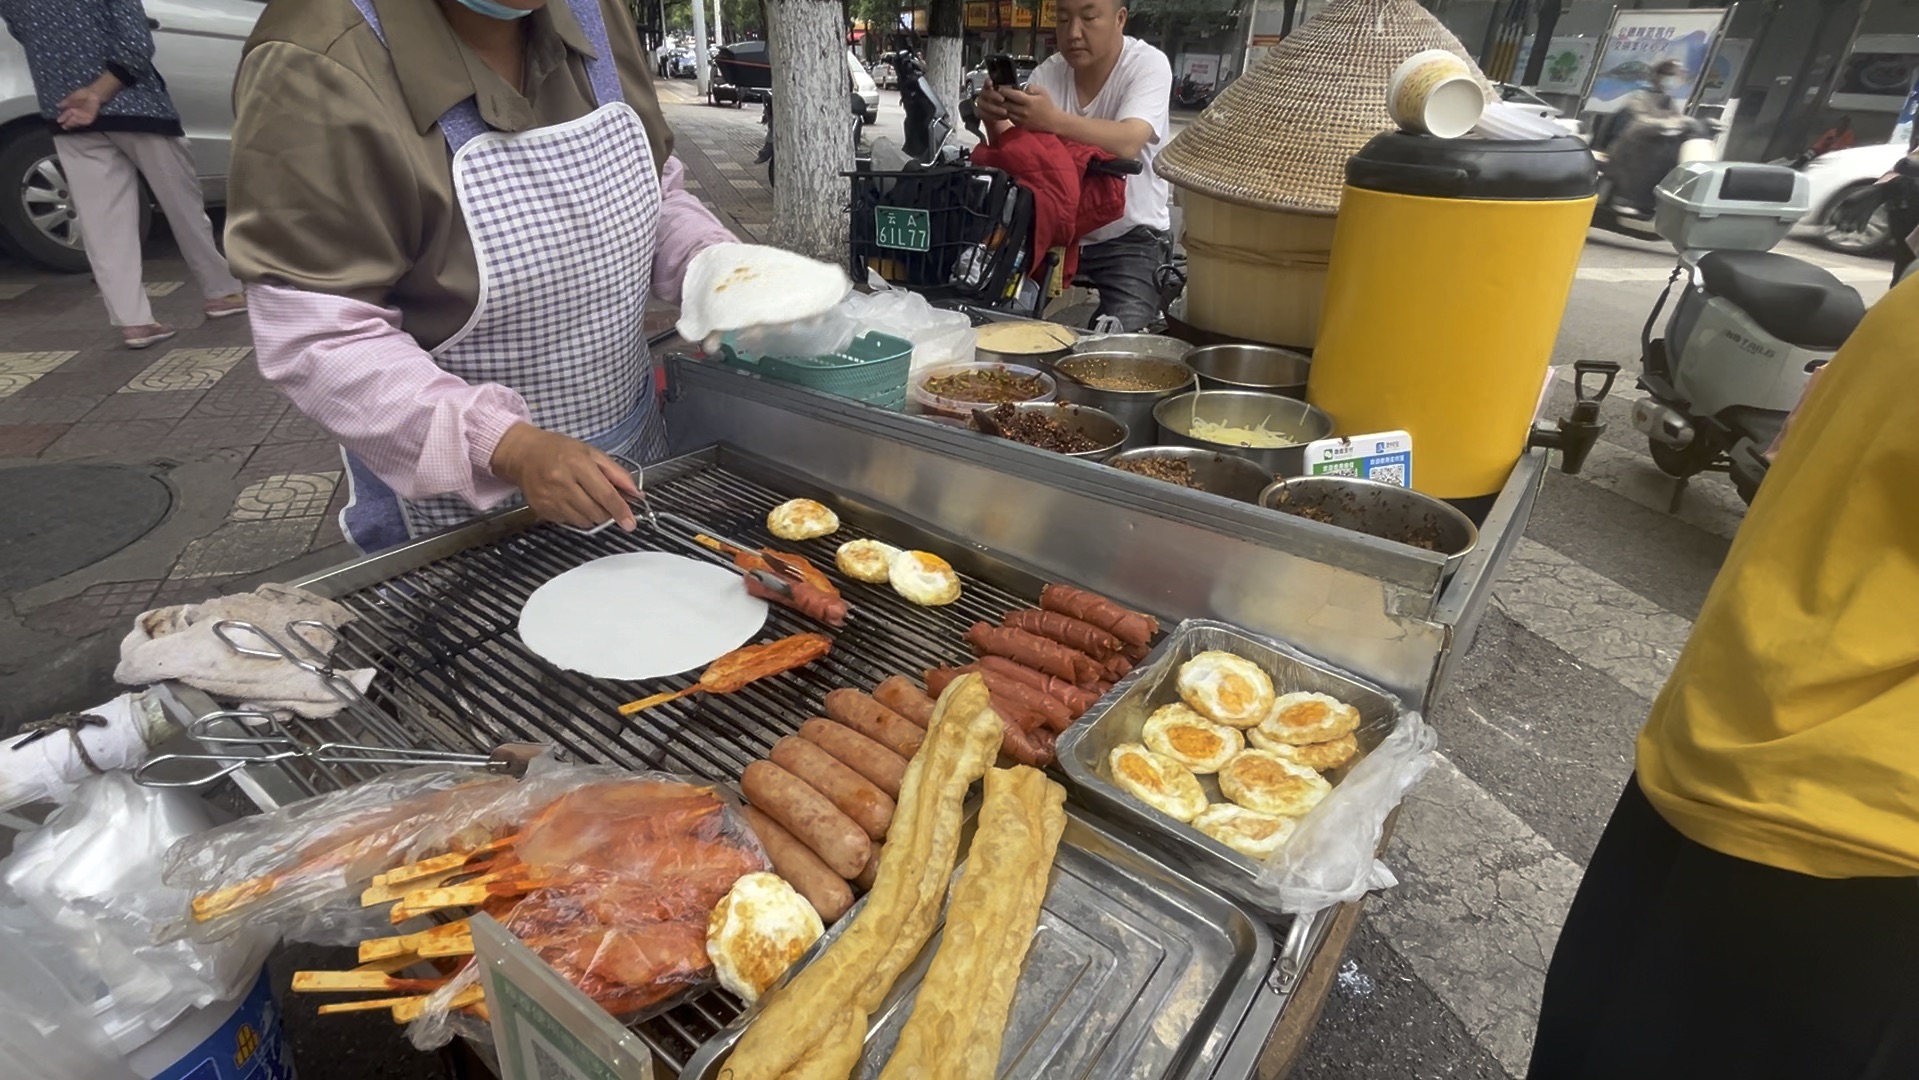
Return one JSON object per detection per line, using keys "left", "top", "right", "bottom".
{"left": 453, "top": 0, "right": 535, "bottom": 20}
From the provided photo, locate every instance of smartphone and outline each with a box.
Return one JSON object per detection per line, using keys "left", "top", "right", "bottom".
{"left": 987, "top": 53, "right": 1017, "bottom": 90}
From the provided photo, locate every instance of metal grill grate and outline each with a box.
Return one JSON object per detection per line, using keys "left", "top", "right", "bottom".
{"left": 274, "top": 452, "right": 1047, "bottom": 1070}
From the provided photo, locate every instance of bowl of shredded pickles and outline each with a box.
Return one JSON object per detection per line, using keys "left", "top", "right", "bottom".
{"left": 1152, "top": 390, "right": 1335, "bottom": 475}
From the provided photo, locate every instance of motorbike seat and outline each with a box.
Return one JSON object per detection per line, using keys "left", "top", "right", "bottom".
{"left": 1696, "top": 250, "right": 1865, "bottom": 350}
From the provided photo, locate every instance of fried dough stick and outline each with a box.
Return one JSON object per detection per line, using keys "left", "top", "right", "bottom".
{"left": 877, "top": 766, "right": 1067, "bottom": 1079}
{"left": 720, "top": 675, "right": 1004, "bottom": 1079}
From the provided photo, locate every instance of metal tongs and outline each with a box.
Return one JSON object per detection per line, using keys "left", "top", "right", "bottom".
{"left": 564, "top": 451, "right": 660, "bottom": 536}
{"left": 133, "top": 711, "right": 547, "bottom": 788}
{"left": 131, "top": 618, "right": 554, "bottom": 788}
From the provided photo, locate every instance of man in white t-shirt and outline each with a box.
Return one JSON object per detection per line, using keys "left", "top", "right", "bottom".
{"left": 976, "top": 0, "right": 1173, "bottom": 329}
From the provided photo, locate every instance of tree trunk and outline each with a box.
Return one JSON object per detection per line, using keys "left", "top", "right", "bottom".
{"left": 926, "top": 0, "right": 964, "bottom": 122}
{"left": 768, "top": 0, "right": 852, "bottom": 263}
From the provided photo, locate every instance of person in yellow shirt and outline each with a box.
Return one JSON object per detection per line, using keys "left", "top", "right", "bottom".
{"left": 1526, "top": 277, "right": 1919, "bottom": 1078}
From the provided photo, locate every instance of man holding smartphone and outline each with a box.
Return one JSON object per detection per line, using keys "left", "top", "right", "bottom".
{"left": 975, "top": 0, "right": 1172, "bottom": 330}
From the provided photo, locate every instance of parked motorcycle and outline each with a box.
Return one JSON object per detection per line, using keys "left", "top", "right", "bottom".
{"left": 1590, "top": 114, "right": 1716, "bottom": 241}
{"left": 1628, "top": 161, "right": 1866, "bottom": 504}
{"left": 1173, "top": 73, "right": 1215, "bottom": 109}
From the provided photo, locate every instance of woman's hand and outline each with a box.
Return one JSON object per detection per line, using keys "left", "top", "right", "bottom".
{"left": 489, "top": 423, "right": 639, "bottom": 531}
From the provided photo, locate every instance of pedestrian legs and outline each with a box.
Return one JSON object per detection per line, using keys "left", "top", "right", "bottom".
{"left": 1076, "top": 226, "right": 1169, "bottom": 332}
{"left": 53, "top": 132, "right": 153, "bottom": 327}
{"left": 114, "top": 132, "right": 242, "bottom": 302}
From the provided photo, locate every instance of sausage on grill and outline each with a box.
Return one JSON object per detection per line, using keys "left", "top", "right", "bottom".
{"left": 822, "top": 689, "right": 924, "bottom": 759}
{"left": 1039, "top": 584, "right": 1158, "bottom": 647}
{"left": 797, "top": 718, "right": 906, "bottom": 799}
{"left": 975, "top": 655, "right": 1096, "bottom": 714}
{"left": 743, "top": 805, "right": 854, "bottom": 922}
{"left": 1001, "top": 608, "right": 1123, "bottom": 658}
{"left": 964, "top": 622, "right": 1100, "bottom": 685}
{"left": 770, "top": 736, "right": 895, "bottom": 841}
{"left": 871, "top": 676, "right": 936, "bottom": 728}
{"left": 741, "top": 760, "right": 869, "bottom": 879}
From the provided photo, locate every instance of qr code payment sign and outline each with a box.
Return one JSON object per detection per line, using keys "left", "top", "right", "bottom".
{"left": 1318, "top": 461, "right": 1360, "bottom": 478}
{"left": 1367, "top": 462, "right": 1408, "bottom": 486}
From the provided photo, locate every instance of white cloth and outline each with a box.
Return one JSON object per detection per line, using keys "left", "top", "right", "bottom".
{"left": 113, "top": 583, "right": 375, "bottom": 719}
{"left": 1025, "top": 36, "right": 1174, "bottom": 244}
{"left": 53, "top": 131, "right": 241, "bottom": 326}
{"left": 0, "top": 693, "right": 175, "bottom": 812}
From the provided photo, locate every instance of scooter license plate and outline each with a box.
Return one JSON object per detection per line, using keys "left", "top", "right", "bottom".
{"left": 875, "top": 207, "right": 931, "bottom": 252}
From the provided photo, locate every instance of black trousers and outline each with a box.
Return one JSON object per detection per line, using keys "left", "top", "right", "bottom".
{"left": 1077, "top": 226, "right": 1169, "bottom": 332}
{"left": 1528, "top": 777, "right": 1919, "bottom": 1079}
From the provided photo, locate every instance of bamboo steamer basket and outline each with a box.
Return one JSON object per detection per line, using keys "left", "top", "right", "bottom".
{"left": 1155, "top": 0, "right": 1489, "bottom": 349}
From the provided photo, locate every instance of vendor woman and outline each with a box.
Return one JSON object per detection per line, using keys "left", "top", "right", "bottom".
{"left": 225, "top": 0, "right": 736, "bottom": 552}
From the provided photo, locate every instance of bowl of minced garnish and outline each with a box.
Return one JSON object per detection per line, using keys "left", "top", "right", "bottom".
{"left": 1152, "top": 390, "right": 1335, "bottom": 476}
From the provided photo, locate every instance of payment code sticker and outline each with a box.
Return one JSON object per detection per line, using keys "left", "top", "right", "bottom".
{"left": 1304, "top": 431, "right": 1413, "bottom": 487}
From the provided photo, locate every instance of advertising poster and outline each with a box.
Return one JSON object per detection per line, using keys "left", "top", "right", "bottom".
{"left": 1533, "top": 37, "right": 1598, "bottom": 95}
{"left": 1582, "top": 9, "right": 1728, "bottom": 114}
{"left": 1697, "top": 37, "right": 1749, "bottom": 106}
{"left": 965, "top": 1, "right": 990, "bottom": 28}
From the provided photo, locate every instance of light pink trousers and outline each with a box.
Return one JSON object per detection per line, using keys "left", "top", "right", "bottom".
{"left": 53, "top": 131, "right": 242, "bottom": 326}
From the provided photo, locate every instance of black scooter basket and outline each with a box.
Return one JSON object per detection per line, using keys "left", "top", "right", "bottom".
{"left": 846, "top": 166, "right": 1035, "bottom": 305}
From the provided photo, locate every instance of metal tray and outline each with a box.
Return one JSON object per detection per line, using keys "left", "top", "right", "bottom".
{"left": 679, "top": 809, "right": 1274, "bottom": 1080}
{"left": 1057, "top": 619, "right": 1403, "bottom": 918}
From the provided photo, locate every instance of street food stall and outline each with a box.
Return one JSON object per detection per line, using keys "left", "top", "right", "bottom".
{"left": 59, "top": 0, "right": 1618, "bottom": 1074}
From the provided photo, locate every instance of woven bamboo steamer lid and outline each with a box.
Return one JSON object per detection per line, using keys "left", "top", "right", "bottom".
{"left": 1155, "top": 0, "right": 1492, "bottom": 216}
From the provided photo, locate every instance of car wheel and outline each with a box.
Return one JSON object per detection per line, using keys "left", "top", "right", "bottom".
{"left": 1820, "top": 186, "right": 1894, "bottom": 256}
{"left": 0, "top": 126, "right": 150, "bottom": 274}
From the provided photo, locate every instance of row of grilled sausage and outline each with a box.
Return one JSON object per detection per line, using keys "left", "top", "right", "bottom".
{"left": 922, "top": 584, "right": 1160, "bottom": 767}
{"left": 739, "top": 680, "right": 936, "bottom": 922}
{"left": 738, "top": 585, "right": 1160, "bottom": 922}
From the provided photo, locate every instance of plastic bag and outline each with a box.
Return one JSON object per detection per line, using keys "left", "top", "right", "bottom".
{"left": 729, "top": 299, "right": 860, "bottom": 359}
{"left": 160, "top": 757, "right": 632, "bottom": 946}
{"left": 0, "top": 896, "right": 140, "bottom": 1080}
{"left": 4, "top": 773, "right": 272, "bottom": 1029}
{"left": 1254, "top": 711, "right": 1439, "bottom": 913}
{"left": 842, "top": 286, "right": 977, "bottom": 376}
{"left": 405, "top": 776, "right": 769, "bottom": 1049}
{"left": 0, "top": 692, "right": 176, "bottom": 813}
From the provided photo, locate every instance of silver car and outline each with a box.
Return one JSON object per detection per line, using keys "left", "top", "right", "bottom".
{"left": 0, "top": 0, "right": 260, "bottom": 271}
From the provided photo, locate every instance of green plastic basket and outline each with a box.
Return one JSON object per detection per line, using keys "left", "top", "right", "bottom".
{"left": 720, "top": 331, "right": 913, "bottom": 410}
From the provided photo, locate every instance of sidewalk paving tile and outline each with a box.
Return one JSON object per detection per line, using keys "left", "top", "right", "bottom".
{"left": 25, "top": 578, "right": 164, "bottom": 638}
{"left": 123, "top": 346, "right": 253, "bottom": 392}
{"left": 0, "top": 284, "right": 34, "bottom": 300}
{"left": 231, "top": 472, "right": 341, "bottom": 522}
{"left": 40, "top": 418, "right": 175, "bottom": 459}
{"left": 0, "top": 423, "right": 71, "bottom": 457}
{"left": 170, "top": 519, "right": 321, "bottom": 578}
{"left": 264, "top": 409, "right": 330, "bottom": 445}
{"left": 84, "top": 388, "right": 204, "bottom": 421}
{"left": 240, "top": 440, "right": 342, "bottom": 484}
{"left": 0, "top": 350, "right": 79, "bottom": 396}
{"left": 0, "top": 395, "right": 97, "bottom": 424}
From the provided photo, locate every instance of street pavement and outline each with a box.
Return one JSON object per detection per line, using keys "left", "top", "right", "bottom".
{"left": 0, "top": 79, "right": 1898, "bottom": 1079}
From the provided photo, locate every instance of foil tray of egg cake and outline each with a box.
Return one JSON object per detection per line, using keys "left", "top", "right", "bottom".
{"left": 1058, "top": 620, "right": 1403, "bottom": 917}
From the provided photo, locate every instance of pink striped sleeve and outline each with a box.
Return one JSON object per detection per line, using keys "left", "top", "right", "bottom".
{"left": 245, "top": 282, "right": 528, "bottom": 509}
{"left": 651, "top": 154, "right": 738, "bottom": 306}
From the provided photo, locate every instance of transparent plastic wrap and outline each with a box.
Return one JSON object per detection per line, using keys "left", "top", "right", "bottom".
{"left": 160, "top": 758, "right": 633, "bottom": 946}
{"left": 842, "top": 287, "right": 977, "bottom": 376}
{"left": 1254, "top": 711, "right": 1439, "bottom": 913}
{"left": 405, "top": 777, "right": 770, "bottom": 1049}
{"left": 0, "top": 897, "right": 140, "bottom": 1080}
{"left": 3, "top": 773, "right": 271, "bottom": 1031}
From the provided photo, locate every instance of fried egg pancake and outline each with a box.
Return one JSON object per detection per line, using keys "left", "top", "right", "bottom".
{"left": 1192, "top": 804, "right": 1298, "bottom": 859}
{"left": 834, "top": 538, "right": 900, "bottom": 584}
{"left": 1254, "top": 691, "right": 1361, "bottom": 746}
{"left": 1107, "top": 742, "right": 1209, "bottom": 822}
{"left": 1218, "top": 748, "right": 1331, "bottom": 817}
{"left": 705, "top": 871, "right": 825, "bottom": 1005}
{"left": 1175, "top": 651, "right": 1276, "bottom": 728}
{"left": 1249, "top": 730, "right": 1360, "bottom": 772}
{"left": 888, "top": 550, "right": 962, "bottom": 606}
{"left": 767, "top": 498, "right": 840, "bottom": 541}
{"left": 1142, "top": 703, "right": 1244, "bottom": 774}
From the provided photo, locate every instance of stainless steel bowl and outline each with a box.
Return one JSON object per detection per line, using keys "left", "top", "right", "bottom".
{"left": 1069, "top": 333, "right": 1193, "bottom": 364}
{"left": 972, "top": 319, "right": 1080, "bottom": 368}
{"left": 1053, "top": 352, "right": 1195, "bottom": 450}
{"left": 1152, "top": 390, "right": 1334, "bottom": 476}
{"left": 1258, "top": 475, "right": 1479, "bottom": 572}
{"left": 975, "top": 401, "right": 1128, "bottom": 461}
{"left": 1105, "top": 447, "right": 1274, "bottom": 502}
{"left": 1185, "top": 343, "right": 1312, "bottom": 399}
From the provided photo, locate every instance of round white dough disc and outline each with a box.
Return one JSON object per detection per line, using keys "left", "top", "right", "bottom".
{"left": 517, "top": 553, "right": 769, "bottom": 681}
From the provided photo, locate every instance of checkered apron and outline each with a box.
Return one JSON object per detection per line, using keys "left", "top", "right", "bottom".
{"left": 339, "top": 0, "right": 665, "bottom": 551}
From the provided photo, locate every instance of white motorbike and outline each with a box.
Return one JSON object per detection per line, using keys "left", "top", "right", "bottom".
{"left": 1630, "top": 161, "right": 1867, "bottom": 504}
